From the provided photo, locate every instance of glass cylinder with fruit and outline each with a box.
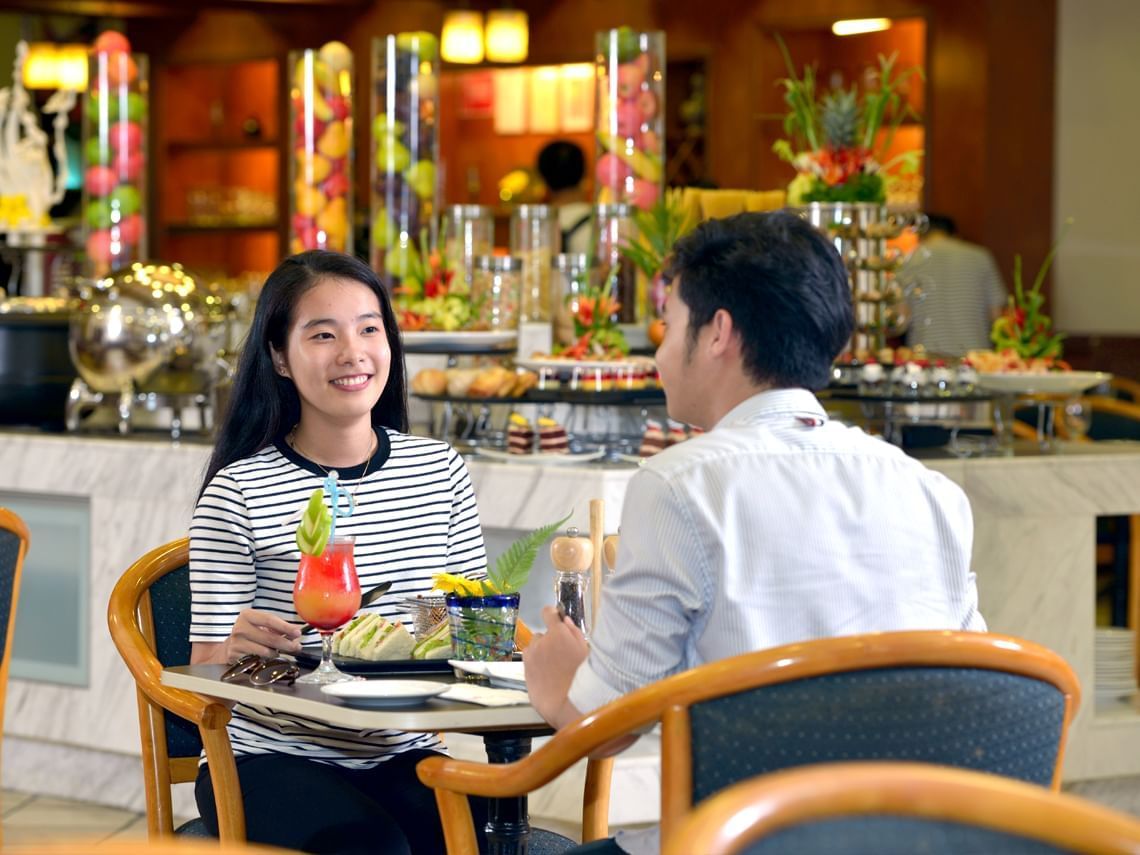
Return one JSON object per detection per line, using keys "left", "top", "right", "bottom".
{"left": 289, "top": 42, "right": 353, "bottom": 254}
{"left": 510, "top": 204, "right": 559, "bottom": 322}
{"left": 443, "top": 204, "right": 493, "bottom": 296}
{"left": 294, "top": 536, "right": 362, "bottom": 684}
{"left": 445, "top": 593, "right": 520, "bottom": 662}
{"left": 594, "top": 203, "right": 638, "bottom": 324}
{"left": 472, "top": 255, "right": 521, "bottom": 330}
{"left": 83, "top": 35, "right": 148, "bottom": 278}
{"left": 594, "top": 28, "right": 665, "bottom": 213}
{"left": 370, "top": 32, "right": 439, "bottom": 305}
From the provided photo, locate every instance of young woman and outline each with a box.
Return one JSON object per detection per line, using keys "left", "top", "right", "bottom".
{"left": 189, "top": 250, "right": 486, "bottom": 854}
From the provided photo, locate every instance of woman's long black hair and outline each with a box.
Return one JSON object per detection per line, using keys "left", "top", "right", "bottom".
{"left": 200, "top": 251, "right": 408, "bottom": 497}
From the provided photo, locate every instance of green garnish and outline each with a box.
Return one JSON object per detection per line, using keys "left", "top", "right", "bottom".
{"left": 296, "top": 488, "right": 332, "bottom": 556}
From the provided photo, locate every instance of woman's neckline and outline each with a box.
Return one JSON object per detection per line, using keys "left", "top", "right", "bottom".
{"left": 275, "top": 426, "right": 392, "bottom": 479}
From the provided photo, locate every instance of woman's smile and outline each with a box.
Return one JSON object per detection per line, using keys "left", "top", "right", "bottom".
{"left": 331, "top": 373, "right": 373, "bottom": 391}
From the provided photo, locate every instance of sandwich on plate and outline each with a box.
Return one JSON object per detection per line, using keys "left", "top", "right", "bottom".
{"left": 332, "top": 613, "right": 416, "bottom": 661}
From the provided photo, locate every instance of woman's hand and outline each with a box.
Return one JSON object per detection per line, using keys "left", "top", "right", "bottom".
{"left": 190, "top": 609, "right": 303, "bottom": 665}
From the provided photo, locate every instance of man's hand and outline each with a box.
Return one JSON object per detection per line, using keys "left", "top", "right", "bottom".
{"left": 523, "top": 606, "right": 588, "bottom": 727}
{"left": 190, "top": 608, "right": 302, "bottom": 665}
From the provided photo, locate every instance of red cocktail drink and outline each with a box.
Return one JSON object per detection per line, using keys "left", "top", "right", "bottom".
{"left": 294, "top": 536, "right": 361, "bottom": 684}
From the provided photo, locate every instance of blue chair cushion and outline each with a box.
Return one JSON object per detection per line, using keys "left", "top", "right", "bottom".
{"left": 0, "top": 528, "right": 19, "bottom": 662}
{"left": 528, "top": 827, "right": 578, "bottom": 854}
{"left": 148, "top": 563, "right": 202, "bottom": 761}
{"left": 743, "top": 816, "right": 1072, "bottom": 854}
{"left": 690, "top": 667, "right": 1065, "bottom": 804}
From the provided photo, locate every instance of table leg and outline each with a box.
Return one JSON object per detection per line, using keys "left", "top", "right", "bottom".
{"left": 481, "top": 731, "right": 533, "bottom": 855}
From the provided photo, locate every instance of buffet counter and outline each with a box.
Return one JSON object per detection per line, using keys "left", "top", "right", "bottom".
{"left": 1, "top": 430, "right": 1139, "bottom": 814}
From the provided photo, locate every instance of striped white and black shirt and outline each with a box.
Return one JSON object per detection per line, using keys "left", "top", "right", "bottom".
{"left": 190, "top": 427, "right": 486, "bottom": 768}
{"left": 900, "top": 235, "right": 1008, "bottom": 356}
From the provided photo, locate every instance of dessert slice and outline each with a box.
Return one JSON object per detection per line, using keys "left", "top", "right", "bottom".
{"left": 639, "top": 418, "right": 666, "bottom": 457}
{"left": 537, "top": 416, "right": 570, "bottom": 454}
{"left": 507, "top": 412, "right": 535, "bottom": 455}
{"left": 666, "top": 419, "right": 688, "bottom": 447}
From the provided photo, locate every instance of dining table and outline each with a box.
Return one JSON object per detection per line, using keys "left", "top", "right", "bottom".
{"left": 162, "top": 664, "right": 553, "bottom": 855}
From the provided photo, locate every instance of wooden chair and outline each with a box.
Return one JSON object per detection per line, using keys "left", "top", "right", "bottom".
{"left": 107, "top": 537, "right": 245, "bottom": 842}
{"left": 663, "top": 762, "right": 1140, "bottom": 855}
{"left": 0, "top": 509, "right": 29, "bottom": 787}
{"left": 417, "top": 630, "right": 1080, "bottom": 854}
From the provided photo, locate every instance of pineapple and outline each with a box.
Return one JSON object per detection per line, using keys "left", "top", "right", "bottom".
{"left": 821, "top": 88, "right": 860, "bottom": 149}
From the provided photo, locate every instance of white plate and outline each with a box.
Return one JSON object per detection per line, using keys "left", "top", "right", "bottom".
{"left": 975, "top": 371, "right": 1112, "bottom": 395}
{"left": 320, "top": 679, "right": 447, "bottom": 707}
{"left": 516, "top": 357, "right": 655, "bottom": 373}
{"left": 616, "top": 453, "right": 649, "bottom": 465}
{"left": 401, "top": 331, "right": 518, "bottom": 351}
{"left": 449, "top": 660, "right": 526, "bottom": 689}
{"left": 474, "top": 448, "right": 606, "bottom": 465}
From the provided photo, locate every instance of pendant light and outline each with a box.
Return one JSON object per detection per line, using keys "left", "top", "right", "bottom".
{"left": 441, "top": 10, "right": 485, "bottom": 64}
{"left": 485, "top": 9, "right": 528, "bottom": 63}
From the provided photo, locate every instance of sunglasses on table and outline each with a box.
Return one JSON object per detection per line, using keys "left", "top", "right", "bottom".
{"left": 221, "top": 654, "right": 301, "bottom": 686}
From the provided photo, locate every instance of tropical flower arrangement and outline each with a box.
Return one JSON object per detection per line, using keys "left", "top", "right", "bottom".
{"left": 771, "top": 36, "right": 923, "bottom": 205}
{"left": 391, "top": 220, "right": 480, "bottom": 332}
{"left": 620, "top": 189, "right": 699, "bottom": 318}
{"left": 432, "top": 513, "right": 570, "bottom": 597}
{"left": 988, "top": 221, "right": 1071, "bottom": 363}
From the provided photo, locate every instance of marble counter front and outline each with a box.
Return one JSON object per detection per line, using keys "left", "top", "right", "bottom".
{"left": 1, "top": 431, "right": 1139, "bottom": 812}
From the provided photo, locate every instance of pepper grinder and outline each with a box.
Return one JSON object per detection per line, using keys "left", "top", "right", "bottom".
{"left": 551, "top": 526, "right": 592, "bottom": 637}
{"left": 603, "top": 534, "right": 620, "bottom": 576}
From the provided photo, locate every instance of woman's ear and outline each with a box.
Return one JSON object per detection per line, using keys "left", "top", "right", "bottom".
{"left": 270, "top": 346, "right": 290, "bottom": 378}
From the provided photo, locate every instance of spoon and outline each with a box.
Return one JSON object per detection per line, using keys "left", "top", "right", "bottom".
{"left": 297, "top": 579, "right": 394, "bottom": 637}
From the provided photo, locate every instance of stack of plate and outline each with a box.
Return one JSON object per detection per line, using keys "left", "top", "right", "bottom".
{"left": 1095, "top": 627, "right": 1136, "bottom": 700}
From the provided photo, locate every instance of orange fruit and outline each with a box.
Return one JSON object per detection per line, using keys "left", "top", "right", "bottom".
{"left": 648, "top": 318, "right": 666, "bottom": 347}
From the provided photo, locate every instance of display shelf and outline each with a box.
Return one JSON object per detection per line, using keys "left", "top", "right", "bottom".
{"left": 167, "top": 139, "right": 279, "bottom": 153}
{"left": 411, "top": 387, "right": 665, "bottom": 407}
{"left": 164, "top": 221, "right": 279, "bottom": 233}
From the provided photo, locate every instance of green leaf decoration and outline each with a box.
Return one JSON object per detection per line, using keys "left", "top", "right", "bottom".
{"left": 296, "top": 488, "right": 332, "bottom": 556}
{"left": 486, "top": 512, "right": 572, "bottom": 595}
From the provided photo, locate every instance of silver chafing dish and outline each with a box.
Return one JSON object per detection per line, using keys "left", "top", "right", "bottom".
{"left": 66, "top": 262, "right": 239, "bottom": 437}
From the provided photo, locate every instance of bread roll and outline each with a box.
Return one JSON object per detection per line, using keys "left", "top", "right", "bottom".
{"left": 510, "top": 370, "right": 538, "bottom": 397}
{"left": 411, "top": 368, "right": 447, "bottom": 396}
{"left": 468, "top": 366, "right": 512, "bottom": 398}
{"left": 446, "top": 368, "right": 480, "bottom": 397}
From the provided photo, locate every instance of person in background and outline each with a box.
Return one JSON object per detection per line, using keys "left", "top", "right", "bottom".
{"left": 538, "top": 139, "right": 592, "bottom": 254}
{"left": 190, "top": 250, "right": 487, "bottom": 854}
{"left": 900, "top": 213, "right": 1008, "bottom": 356}
{"left": 523, "top": 211, "right": 986, "bottom": 855}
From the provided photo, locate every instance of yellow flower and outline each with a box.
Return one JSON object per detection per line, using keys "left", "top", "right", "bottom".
{"left": 432, "top": 573, "right": 492, "bottom": 596}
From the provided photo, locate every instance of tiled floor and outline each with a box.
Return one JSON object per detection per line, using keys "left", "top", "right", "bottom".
{"left": 1, "top": 789, "right": 159, "bottom": 846}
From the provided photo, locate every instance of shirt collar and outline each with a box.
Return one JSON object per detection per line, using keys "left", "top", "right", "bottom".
{"left": 713, "top": 388, "right": 827, "bottom": 430}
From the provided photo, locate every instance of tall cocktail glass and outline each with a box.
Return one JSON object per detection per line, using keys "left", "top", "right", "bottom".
{"left": 294, "top": 535, "right": 361, "bottom": 684}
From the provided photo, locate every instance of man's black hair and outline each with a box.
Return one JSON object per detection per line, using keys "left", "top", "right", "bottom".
{"left": 664, "top": 211, "right": 853, "bottom": 391}
{"left": 537, "top": 140, "right": 586, "bottom": 192}
{"left": 926, "top": 213, "right": 957, "bottom": 235}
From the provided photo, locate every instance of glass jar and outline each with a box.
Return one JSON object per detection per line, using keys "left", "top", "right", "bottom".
{"left": 594, "top": 28, "right": 665, "bottom": 211}
{"left": 370, "top": 32, "right": 439, "bottom": 298}
{"left": 472, "top": 255, "right": 521, "bottom": 330}
{"left": 554, "top": 568, "right": 590, "bottom": 637}
{"left": 510, "top": 204, "right": 559, "bottom": 322}
{"left": 552, "top": 252, "right": 589, "bottom": 347}
{"left": 594, "top": 203, "right": 638, "bottom": 324}
{"left": 289, "top": 43, "right": 353, "bottom": 254}
{"left": 443, "top": 204, "right": 493, "bottom": 296}
{"left": 83, "top": 49, "right": 149, "bottom": 277}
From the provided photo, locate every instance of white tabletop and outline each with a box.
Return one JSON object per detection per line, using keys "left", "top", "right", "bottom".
{"left": 162, "top": 664, "right": 547, "bottom": 734}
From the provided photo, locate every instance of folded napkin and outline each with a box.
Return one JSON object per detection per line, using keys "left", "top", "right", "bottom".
{"left": 440, "top": 683, "right": 531, "bottom": 707}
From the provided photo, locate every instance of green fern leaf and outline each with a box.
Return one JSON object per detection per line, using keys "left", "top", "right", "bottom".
{"left": 486, "top": 512, "right": 572, "bottom": 594}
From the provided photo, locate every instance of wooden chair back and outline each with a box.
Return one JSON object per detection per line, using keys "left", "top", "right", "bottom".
{"left": 0, "top": 506, "right": 29, "bottom": 839}
{"left": 418, "top": 631, "right": 1080, "bottom": 853}
{"left": 664, "top": 761, "right": 1140, "bottom": 855}
{"left": 107, "top": 537, "right": 245, "bottom": 842}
